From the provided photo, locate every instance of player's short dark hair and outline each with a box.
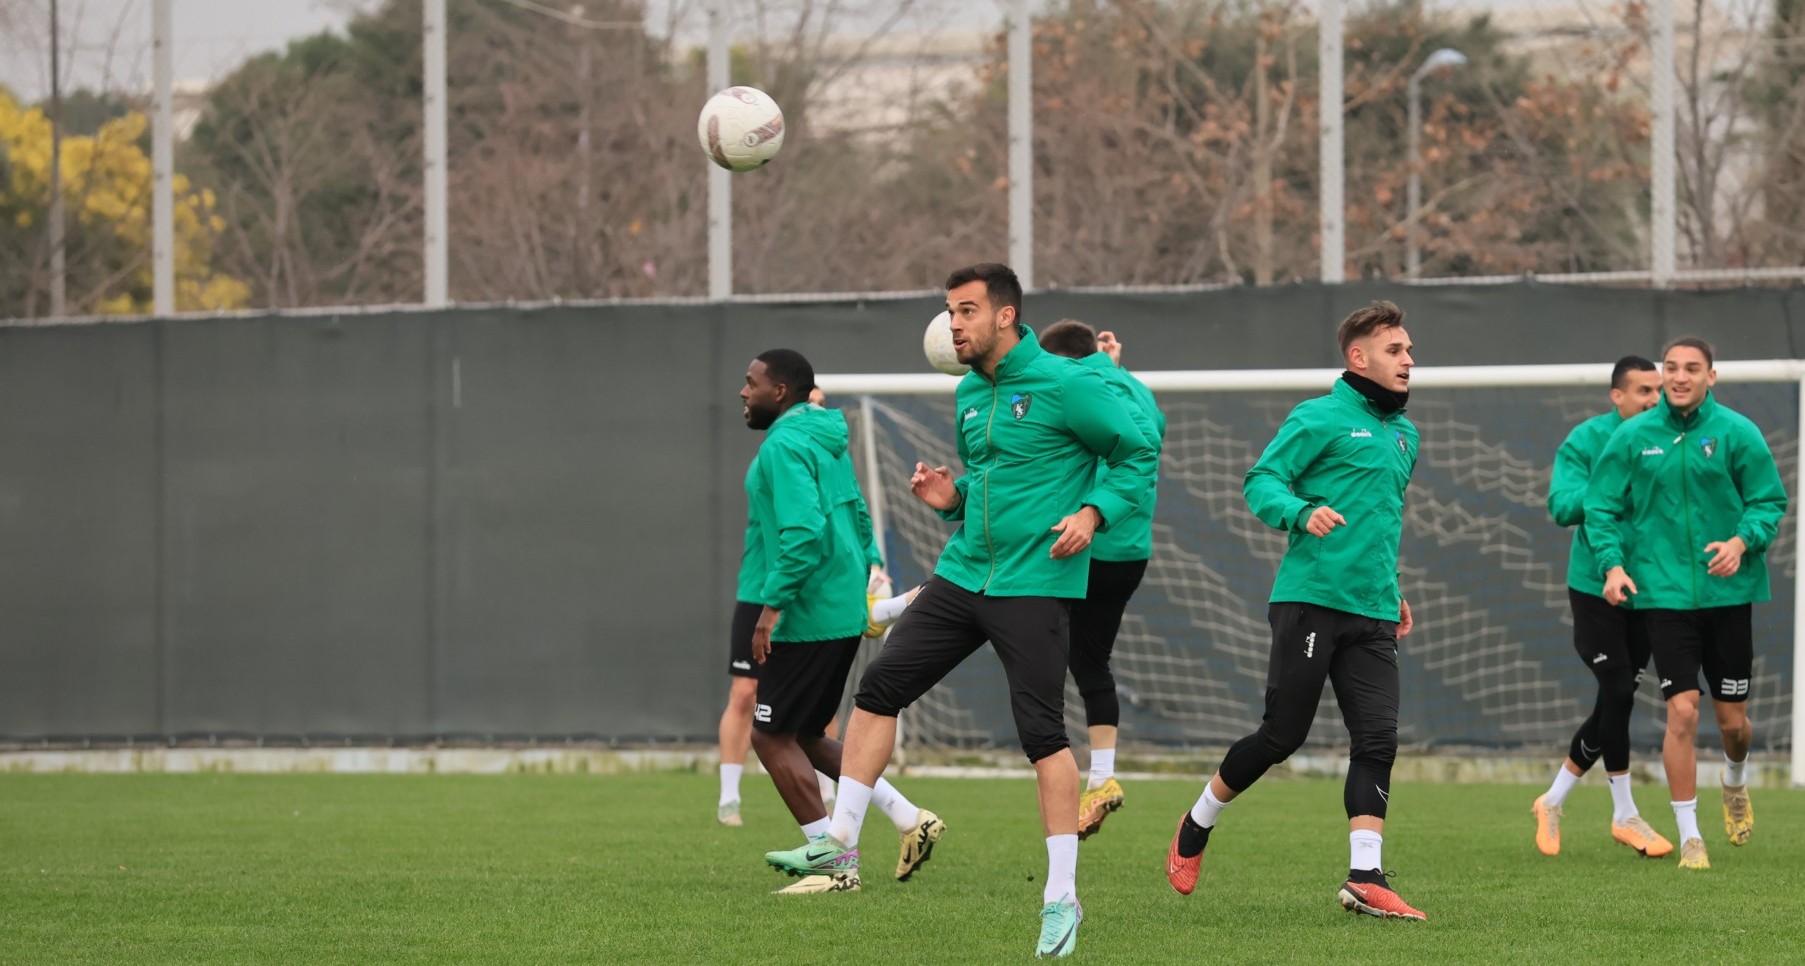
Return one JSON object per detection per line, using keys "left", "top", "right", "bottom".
{"left": 1610, "top": 355, "right": 1657, "bottom": 390}
{"left": 1038, "top": 319, "right": 1098, "bottom": 359}
{"left": 755, "top": 348, "right": 816, "bottom": 400}
{"left": 1337, "top": 300, "right": 1405, "bottom": 356}
{"left": 945, "top": 263, "right": 1024, "bottom": 319}
{"left": 1662, "top": 336, "right": 1715, "bottom": 368}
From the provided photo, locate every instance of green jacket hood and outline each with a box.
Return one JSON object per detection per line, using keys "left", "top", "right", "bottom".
{"left": 770, "top": 403, "right": 850, "bottom": 458}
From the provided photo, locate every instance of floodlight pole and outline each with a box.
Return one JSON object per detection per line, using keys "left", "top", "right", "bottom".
{"left": 49, "top": 0, "right": 66, "bottom": 317}
{"left": 707, "top": 1, "right": 732, "bottom": 300}
{"left": 1318, "top": 0, "right": 1343, "bottom": 283}
{"left": 1651, "top": 0, "right": 1676, "bottom": 287}
{"left": 152, "top": 0, "right": 174, "bottom": 315}
{"left": 1007, "top": 0, "right": 1032, "bottom": 289}
{"left": 424, "top": 0, "right": 449, "bottom": 307}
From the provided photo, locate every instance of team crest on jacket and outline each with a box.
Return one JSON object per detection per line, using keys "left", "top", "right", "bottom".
{"left": 1700, "top": 436, "right": 1717, "bottom": 458}
{"left": 1396, "top": 430, "right": 1407, "bottom": 452}
{"left": 1010, "top": 392, "right": 1033, "bottom": 420}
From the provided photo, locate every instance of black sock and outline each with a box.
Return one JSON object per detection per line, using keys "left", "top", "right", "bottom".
{"left": 1177, "top": 813, "right": 1212, "bottom": 858}
{"left": 1348, "top": 867, "right": 1385, "bottom": 885}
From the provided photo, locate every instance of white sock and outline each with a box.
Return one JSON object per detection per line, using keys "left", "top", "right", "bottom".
{"left": 1349, "top": 829, "right": 1383, "bottom": 874}
{"left": 828, "top": 778, "right": 874, "bottom": 848}
{"left": 1672, "top": 799, "right": 1701, "bottom": 843}
{"left": 1189, "top": 782, "right": 1231, "bottom": 828}
{"left": 815, "top": 770, "right": 837, "bottom": 804}
{"left": 871, "top": 778, "right": 922, "bottom": 832}
{"left": 871, "top": 592, "right": 914, "bottom": 624}
{"left": 1607, "top": 773, "right": 1639, "bottom": 824}
{"left": 1043, "top": 834, "right": 1078, "bottom": 905}
{"left": 801, "top": 817, "right": 831, "bottom": 839}
{"left": 719, "top": 763, "right": 743, "bottom": 806}
{"left": 1723, "top": 753, "right": 1748, "bottom": 788}
{"left": 1544, "top": 764, "right": 1582, "bottom": 808}
{"left": 1088, "top": 749, "right": 1116, "bottom": 789}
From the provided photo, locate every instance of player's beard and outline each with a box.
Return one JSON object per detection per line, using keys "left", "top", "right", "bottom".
{"left": 744, "top": 399, "right": 782, "bottom": 431}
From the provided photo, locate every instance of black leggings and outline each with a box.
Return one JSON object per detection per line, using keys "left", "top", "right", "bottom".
{"left": 1218, "top": 602, "right": 1400, "bottom": 820}
{"left": 1566, "top": 589, "right": 1652, "bottom": 773}
{"left": 1068, "top": 558, "right": 1148, "bottom": 728}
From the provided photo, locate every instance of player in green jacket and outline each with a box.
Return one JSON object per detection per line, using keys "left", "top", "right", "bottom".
{"left": 1585, "top": 337, "right": 1788, "bottom": 870}
{"left": 1530, "top": 355, "right": 1670, "bottom": 859}
{"left": 766, "top": 263, "right": 1158, "bottom": 958}
{"left": 1038, "top": 318, "right": 1166, "bottom": 841}
{"left": 740, "top": 349, "right": 941, "bottom": 895}
{"left": 1167, "top": 300, "right": 1428, "bottom": 923}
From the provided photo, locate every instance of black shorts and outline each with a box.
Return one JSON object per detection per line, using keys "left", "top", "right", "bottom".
{"left": 728, "top": 601, "right": 762, "bottom": 678}
{"left": 753, "top": 635, "right": 860, "bottom": 736}
{"left": 853, "top": 576, "right": 1072, "bottom": 763}
{"left": 1569, "top": 588, "right": 1651, "bottom": 673}
{"left": 1642, "top": 605, "right": 1754, "bottom": 702}
{"left": 1070, "top": 558, "right": 1147, "bottom": 665}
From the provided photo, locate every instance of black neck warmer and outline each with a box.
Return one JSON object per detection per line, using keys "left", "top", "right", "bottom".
{"left": 1342, "top": 370, "right": 1408, "bottom": 414}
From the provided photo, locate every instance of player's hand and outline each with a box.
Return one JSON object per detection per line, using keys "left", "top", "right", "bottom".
{"left": 1704, "top": 536, "right": 1747, "bottom": 577}
{"left": 1096, "top": 330, "right": 1123, "bottom": 366}
{"left": 1602, "top": 567, "right": 1638, "bottom": 606}
{"left": 1304, "top": 506, "right": 1347, "bottom": 537}
{"left": 867, "top": 565, "right": 893, "bottom": 596}
{"left": 808, "top": 387, "right": 826, "bottom": 406}
{"left": 1050, "top": 506, "right": 1102, "bottom": 559}
{"left": 1397, "top": 597, "right": 1414, "bottom": 638}
{"left": 910, "top": 461, "right": 959, "bottom": 510}
{"left": 751, "top": 606, "right": 781, "bottom": 664}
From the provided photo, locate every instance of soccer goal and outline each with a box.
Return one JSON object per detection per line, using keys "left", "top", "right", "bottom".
{"left": 821, "top": 362, "right": 1805, "bottom": 786}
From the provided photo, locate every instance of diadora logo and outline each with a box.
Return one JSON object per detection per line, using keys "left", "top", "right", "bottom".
{"left": 1349, "top": 429, "right": 1373, "bottom": 438}
{"left": 1641, "top": 446, "right": 1666, "bottom": 457}
{"left": 1304, "top": 631, "right": 1316, "bottom": 658}
{"left": 1721, "top": 678, "right": 1749, "bottom": 696}
{"left": 1592, "top": 653, "right": 1607, "bottom": 665}
{"left": 753, "top": 703, "right": 773, "bottom": 723}
{"left": 1700, "top": 436, "right": 1718, "bottom": 458}
{"left": 1010, "top": 392, "right": 1033, "bottom": 420}
{"left": 1659, "top": 678, "right": 1673, "bottom": 689}
{"left": 732, "top": 660, "right": 752, "bottom": 671}
{"left": 963, "top": 407, "right": 979, "bottom": 423}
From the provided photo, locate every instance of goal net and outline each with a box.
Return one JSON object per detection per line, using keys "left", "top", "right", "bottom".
{"left": 829, "top": 364, "right": 1801, "bottom": 764}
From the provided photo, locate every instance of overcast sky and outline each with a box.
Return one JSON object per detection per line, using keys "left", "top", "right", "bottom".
{"left": 7, "top": 0, "right": 1656, "bottom": 105}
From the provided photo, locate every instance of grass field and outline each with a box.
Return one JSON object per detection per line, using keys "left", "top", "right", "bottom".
{"left": 3, "top": 772, "right": 1803, "bottom": 964}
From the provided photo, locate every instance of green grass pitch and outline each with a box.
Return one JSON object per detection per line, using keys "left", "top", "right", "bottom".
{"left": 2, "top": 772, "right": 1802, "bottom": 964}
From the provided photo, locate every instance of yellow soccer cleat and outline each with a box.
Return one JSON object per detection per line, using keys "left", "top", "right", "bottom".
{"left": 1610, "top": 816, "right": 1673, "bottom": 858}
{"left": 775, "top": 872, "right": 860, "bottom": 895}
{"left": 1678, "top": 837, "right": 1710, "bottom": 869}
{"left": 1531, "top": 794, "right": 1562, "bottom": 856}
{"left": 717, "top": 800, "right": 743, "bottom": 827}
{"left": 1078, "top": 778, "right": 1125, "bottom": 840}
{"left": 896, "top": 809, "right": 945, "bottom": 881}
{"left": 1722, "top": 785, "right": 1753, "bottom": 846}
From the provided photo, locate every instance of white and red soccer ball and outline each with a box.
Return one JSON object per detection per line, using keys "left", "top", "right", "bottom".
{"left": 697, "top": 86, "right": 785, "bottom": 172}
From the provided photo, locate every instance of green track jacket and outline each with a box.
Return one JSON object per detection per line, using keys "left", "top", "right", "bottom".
{"left": 1546, "top": 410, "right": 1627, "bottom": 600}
{"left": 1075, "top": 352, "right": 1167, "bottom": 563}
{"left": 1243, "top": 377, "right": 1420, "bottom": 622}
{"left": 935, "top": 326, "right": 1158, "bottom": 598}
{"left": 746, "top": 403, "right": 882, "bottom": 640}
{"left": 1583, "top": 392, "right": 1787, "bottom": 610}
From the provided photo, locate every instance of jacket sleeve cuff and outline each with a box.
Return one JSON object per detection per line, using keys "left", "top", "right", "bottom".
{"left": 1081, "top": 492, "right": 1132, "bottom": 533}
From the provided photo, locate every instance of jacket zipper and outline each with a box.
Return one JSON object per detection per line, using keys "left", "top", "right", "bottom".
{"left": 982, "top": 380, "right": 999, "bottom": 590}
{"left": 1676, "top": 417, "right": 1699, "bottom": 607}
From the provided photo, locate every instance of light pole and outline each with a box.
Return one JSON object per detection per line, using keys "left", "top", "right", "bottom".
{"left": 1406, "top": 47, "right": 1467, "bottom": 278}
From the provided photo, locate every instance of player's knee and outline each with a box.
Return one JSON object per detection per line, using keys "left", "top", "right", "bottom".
{"left": 1665, "top": 698, "right": 1700, "bottom": 733}
{"left": 1021, "top": 731, "right": 1070, "bottom": 763}
{"left": 1254, "top": 724, "right": 1308, "bottom": 763}
{"left": 1601, "top": 669, "right": 1639, "bottom": 704}
{"left": 1348, "top": 728, "right": 1398, "bottom": 766}
{"left": 726, "top": 679, "right": 758, "bottom": 714}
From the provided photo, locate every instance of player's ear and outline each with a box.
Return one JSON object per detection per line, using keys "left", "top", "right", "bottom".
{"left": 998, "top": 304, "right": 1016, "bottom": 328}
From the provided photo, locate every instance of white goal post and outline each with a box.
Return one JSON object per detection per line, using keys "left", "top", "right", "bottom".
{"left": 823, "top": 361, "right": 1805, "bottom": 787}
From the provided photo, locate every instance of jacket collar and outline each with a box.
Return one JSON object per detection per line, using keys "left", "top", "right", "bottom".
{"left": 980, "top": 324, "right": 1043, "bottom": 383}
{"left": 1331, "top": 374, "right": 1407, "bottom": 419}
{"left": 1076, "top": 350, "right": 1114, "bottom": 371}
{"left": 1659, "top": 389, "right": 1717, "bottom": 430}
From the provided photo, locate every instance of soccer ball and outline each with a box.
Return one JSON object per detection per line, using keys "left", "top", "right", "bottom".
{"left": 923, "top": 311, "right": 969, "bottom": 376}
{"left": 697, "top": 87, "right": 785, "bottom": 172}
